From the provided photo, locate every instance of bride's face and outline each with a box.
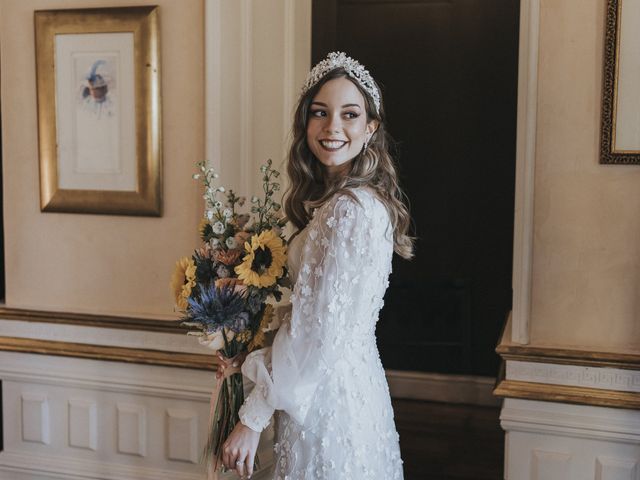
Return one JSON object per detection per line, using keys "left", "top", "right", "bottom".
{"left": 306, "top": 77, "right": 378, "bottom": 177}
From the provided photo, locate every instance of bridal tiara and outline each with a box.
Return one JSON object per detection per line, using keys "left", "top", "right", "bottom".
{"left": 301, "top": 51, "right": 381, "bottom": 114}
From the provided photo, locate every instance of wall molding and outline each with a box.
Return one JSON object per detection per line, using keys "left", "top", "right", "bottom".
{"left": 495, "top": 379, "right": 640, "bottom": 411}
{"left": 0, "top": 351, "right": 213, "bottom": 400}
{"left": 506, "top": 360, "right": 640, "bottom": 394}
{"left": 511, "top": 0, "right": 541, "bottom": 345}
{"left": 0, "top": 306, "right": 182, "bottom": 333}
{"left": 495, "top": 317, "right": 640, "bottom": 409}
{"left": 0, "top": 339, "right": 496, "bottom": 404}
{"left": 500, "top": 397, "right": 640, "bottom": 443}
{"left": 496, "top": 314, "right": 640, "bottom": 370}
{"left": 497, "top": 343, "right": 640, "bottom": 370}
{"left": 0, "top": 318, "right": 215, "bottom": 356}
{"left": 0, "top": 337, "right": 217, "bottom": 372}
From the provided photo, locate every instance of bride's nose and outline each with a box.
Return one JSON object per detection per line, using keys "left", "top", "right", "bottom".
{"left": 323, "top": 113, "right": 342, "bottom": 133}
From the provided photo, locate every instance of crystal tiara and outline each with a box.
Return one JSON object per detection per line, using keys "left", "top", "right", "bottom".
{"left": 301, "top": 51, "right": 381, "bottom": 114}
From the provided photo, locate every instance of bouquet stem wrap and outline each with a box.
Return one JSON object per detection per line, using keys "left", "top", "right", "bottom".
{"left": 205, "top": 368, "right": 244, "bottom": 472}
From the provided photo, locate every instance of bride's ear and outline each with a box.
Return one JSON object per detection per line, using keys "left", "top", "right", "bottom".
{"left": 366, "top": 119, "right": 380, "bottom": 138}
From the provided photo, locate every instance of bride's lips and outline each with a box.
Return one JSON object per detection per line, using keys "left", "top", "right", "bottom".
{"left": 319, "top": 139, "right": 348, "bottom": 152}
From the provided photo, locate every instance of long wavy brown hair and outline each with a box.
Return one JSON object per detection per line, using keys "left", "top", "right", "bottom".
{"left": 284, "top": 67, "right": 414, "bottom": 259}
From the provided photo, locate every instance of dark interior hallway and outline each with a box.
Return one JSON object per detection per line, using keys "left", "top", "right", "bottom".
{"left": 393, "top": 398, "right": 504, "bottom": 480}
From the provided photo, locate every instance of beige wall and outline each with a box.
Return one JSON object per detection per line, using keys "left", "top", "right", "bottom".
{"left": 1, "top": 0, "right": 204, "bottom": 319}
{"left": 0, "top": 0, "right": 312, "bottom": 322}
{"left": 530, "top": 0, "right": 640, "bottom": 350}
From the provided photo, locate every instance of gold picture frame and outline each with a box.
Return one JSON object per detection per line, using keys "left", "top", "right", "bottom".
{"left": 600, "top": 0, "right": 640, "bottom": 164}
{"left": 34, "top": 6, "right": 162, "bottom": 215}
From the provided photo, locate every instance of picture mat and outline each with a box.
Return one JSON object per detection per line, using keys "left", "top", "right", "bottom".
{"left": 55, "top": 32, "right": 137, "bottom": 191}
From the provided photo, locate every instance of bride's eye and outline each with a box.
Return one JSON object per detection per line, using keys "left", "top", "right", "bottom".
{"left": 310, "top": 109, "right": 326, "bottom": 117}
{"left": 344, "top": 111, "right": 359, "bottom": 119}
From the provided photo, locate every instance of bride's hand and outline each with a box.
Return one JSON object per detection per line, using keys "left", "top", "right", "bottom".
{"left": 216, "top": 351, "right": 248, "bottom": 379}
{"left": 222, "top": 421, "right": 260, "bottom": 478}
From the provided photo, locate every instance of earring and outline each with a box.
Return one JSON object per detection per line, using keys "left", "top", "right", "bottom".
{"left": 363, "top": 135, "right": 370, "bottom": 152}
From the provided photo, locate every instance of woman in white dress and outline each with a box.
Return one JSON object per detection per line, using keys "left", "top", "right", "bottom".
{"left": 221, "top": 52, "right": 414, "bottom": 479}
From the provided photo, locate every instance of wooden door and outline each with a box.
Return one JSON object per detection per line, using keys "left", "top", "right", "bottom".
{"left": 313, "top": 0, "right": 520, "bottom": 375}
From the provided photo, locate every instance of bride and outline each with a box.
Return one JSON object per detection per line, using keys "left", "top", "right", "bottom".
{"left": 220, "top": 51, "right": 414, "bottom": 479}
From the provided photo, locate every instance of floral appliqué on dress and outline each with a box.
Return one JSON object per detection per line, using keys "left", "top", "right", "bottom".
{"left": 239, "top": 188, "right": 403, "bottom": 479}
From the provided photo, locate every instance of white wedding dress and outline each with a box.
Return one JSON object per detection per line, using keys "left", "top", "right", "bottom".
{"left": 239, "top": 187, "right": 404, "bottom": 479}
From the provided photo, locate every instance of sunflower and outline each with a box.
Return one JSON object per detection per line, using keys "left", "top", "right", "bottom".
{"left": 248, "top": 304, "right": 274, "bottom": 351}
{"left": 198, "top": 217, "right": 213, "bottom": 241}
{"left": 235, "top": 229, "right": 287, "bottom": 288}
{"left": 170, "top": 257, "right": 197, "bottom": 310}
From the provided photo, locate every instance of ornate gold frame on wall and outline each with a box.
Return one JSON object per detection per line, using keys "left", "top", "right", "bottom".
{"left": 600, "top": 0, "right": 640, "bottom": 164}
{"left": 34, "top": 7, "right": 162, "bottom": 215}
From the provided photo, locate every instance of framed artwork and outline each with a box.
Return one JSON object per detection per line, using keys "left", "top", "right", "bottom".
{"left": 34, "top": 6, "right": 162, "bottom": 215}
{"left": 600, "top": 0, "right": 640, "bottom": 164}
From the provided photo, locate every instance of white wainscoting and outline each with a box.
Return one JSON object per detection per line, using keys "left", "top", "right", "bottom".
{"left": 0, "top": 351, "right": 274, "bottom": 480}
{"left": 501, "top": 398, "right": 640, "bottom": 480}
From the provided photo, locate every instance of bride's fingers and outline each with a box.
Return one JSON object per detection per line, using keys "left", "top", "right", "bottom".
{"left": 222, "top": 444, "right": 234, "bottom": 471}
{"left": 246, "top": 451, "right": 255, "bottom": 478}
{"left": 217, "top": 354, "right": 232, "bottom": 368}
{"left": 234, "top": 454, "right": 246, "bottom": 477}
{"left": 217, "top": 356, "right": 238, "bottom": 370}
{"left": 218, "top": 352, "right": 246, "bottom": 367}
{"left": 215, "top": 354, "right": 245, "bottom": 381}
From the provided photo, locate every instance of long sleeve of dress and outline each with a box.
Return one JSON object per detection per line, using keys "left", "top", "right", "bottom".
{"left": 239, "top": 190, "right": 391, "bottom": 433}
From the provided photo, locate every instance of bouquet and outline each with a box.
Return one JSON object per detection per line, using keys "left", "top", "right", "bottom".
{"left": 170, "top": 159, "right": 288, "bottom": 471}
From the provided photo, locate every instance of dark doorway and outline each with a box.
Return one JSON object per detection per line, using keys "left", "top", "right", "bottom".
{"left": 313, "top": 0, "right": 519, "bottom": 376}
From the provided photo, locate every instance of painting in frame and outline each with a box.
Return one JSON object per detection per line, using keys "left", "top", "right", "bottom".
{"left": 34, "top": 6, "right": 162, "bottom": 215}
{"left": 600, "top": 0, "right": 640, "bottom": 164}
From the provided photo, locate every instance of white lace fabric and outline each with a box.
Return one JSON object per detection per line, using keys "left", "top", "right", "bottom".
{"left": 239, "top": 187, "right": 404, "bottom": 479}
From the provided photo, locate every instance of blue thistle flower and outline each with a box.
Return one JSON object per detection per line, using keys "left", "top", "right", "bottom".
{"left": 184, "top": 284, "right": 249, "bottom": 333}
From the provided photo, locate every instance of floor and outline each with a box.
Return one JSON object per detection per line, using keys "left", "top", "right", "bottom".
{"left": 392, "top": 398, "right": 504, "bottom": 480}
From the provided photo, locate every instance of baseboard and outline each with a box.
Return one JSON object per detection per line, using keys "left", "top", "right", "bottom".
{"left": 386, "top": 369, "right": 500, "bottom": 407}
{"left": 0, "top": 450, "right": 274, "bottom": 480}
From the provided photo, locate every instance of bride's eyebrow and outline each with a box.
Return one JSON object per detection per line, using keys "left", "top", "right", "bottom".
{"left": 311, "top": 101, "right": 362, "bottom": 109}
